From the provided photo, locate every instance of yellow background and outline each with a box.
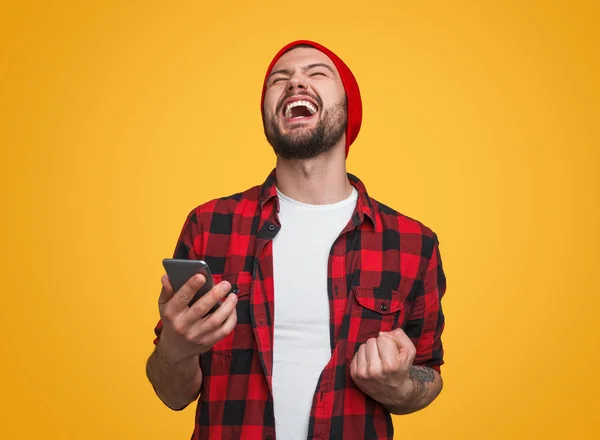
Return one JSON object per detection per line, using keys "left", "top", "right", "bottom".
{"left": 1, "top": 0, "right": 598, "bottom": 438}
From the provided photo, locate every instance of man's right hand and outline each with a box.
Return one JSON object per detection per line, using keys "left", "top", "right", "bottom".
{"left": 156, "top": 273, "right": 238, "bottom": 363}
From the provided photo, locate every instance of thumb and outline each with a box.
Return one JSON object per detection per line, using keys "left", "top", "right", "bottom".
{"left": 381, "top": 329, "right": 413, "bottom": 348}
{"left": 387, "top": 328, "right": 416, "bottom": 361}
{"left": 158, "top": 274, "right": 175, "bottom": 306}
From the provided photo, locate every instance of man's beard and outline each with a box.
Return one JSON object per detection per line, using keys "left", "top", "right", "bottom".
{"left": 264, "top": 100, "right": 347, "bottom": 160}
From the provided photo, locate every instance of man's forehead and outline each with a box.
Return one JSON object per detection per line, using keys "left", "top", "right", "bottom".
{"left": 272, "top": 47, "right": 338, "bottom": 73}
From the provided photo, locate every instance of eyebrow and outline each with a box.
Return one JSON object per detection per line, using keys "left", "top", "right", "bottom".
{"left": 268, "top": 63, "right": 336, "bottom": 79}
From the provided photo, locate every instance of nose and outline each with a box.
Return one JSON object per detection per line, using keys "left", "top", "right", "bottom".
{"left": 287, "top": 71, "right": 308, "bottom": 92}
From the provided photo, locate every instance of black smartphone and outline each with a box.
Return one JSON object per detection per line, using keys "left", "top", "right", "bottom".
{"left": 162, "top": 259, "right": 219, "bottom": 312}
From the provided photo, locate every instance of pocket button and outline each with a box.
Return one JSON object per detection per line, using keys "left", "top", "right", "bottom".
{"left": 380, "top": 303, "right": 388, "bottom": 312}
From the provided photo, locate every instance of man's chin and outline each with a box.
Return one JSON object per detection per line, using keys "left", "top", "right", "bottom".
{"left": 287, "top": 124, "right": 311, "bottom": 131}
{"left": 282, "top": 137, "right": 315, "bottom": 150}
{"left": 281, "top": 122, "right": 316, "bottom": 134}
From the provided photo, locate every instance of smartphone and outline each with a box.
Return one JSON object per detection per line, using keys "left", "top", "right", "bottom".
{"left": 162, "top": 258, "right": 220, "bottom": 312}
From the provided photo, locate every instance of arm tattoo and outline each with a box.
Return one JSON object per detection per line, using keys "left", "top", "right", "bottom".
{"left": 383, "top": 366, "right": 439, "bottom": 414}
{"left": 409, "top": 366, "right": 435, "bottom": 383}
{"left": 408, "top": 366, "right": 435, "bottom": 400}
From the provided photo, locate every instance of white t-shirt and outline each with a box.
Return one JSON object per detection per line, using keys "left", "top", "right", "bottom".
{"left": 272, "top": 186, "right": 358, "bottom": 440}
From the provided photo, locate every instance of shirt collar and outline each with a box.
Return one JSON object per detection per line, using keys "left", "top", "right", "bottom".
{"left": 258, "top": 168, "right": 379, "bottom": 231}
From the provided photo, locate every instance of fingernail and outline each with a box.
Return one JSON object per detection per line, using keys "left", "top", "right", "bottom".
{"left": 221, "top": 281, "right": 231, "bottom": 292}
{"left": 230, "top": 293, "right": 238, "bottom": 303}
{"left": 379, "top": 331, "right": 389, "bottom": 335}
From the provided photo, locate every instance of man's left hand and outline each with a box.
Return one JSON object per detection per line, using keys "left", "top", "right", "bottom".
{"left": 349, "top": 328, "right": 416, "bottom": 407}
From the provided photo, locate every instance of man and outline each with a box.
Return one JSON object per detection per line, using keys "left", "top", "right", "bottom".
{"left": 146, "top": 40, "right": 447, "bottom": 440}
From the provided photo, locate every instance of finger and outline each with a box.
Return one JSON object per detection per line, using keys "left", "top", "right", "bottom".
{"left": 158, "top": 274, "right": 174, "bottom": 306}
{"left": 356, "top": 343, "right": 368, "bottom": 376}
{"left": 192, "top": 305, "right": 238, "bottom": 348}
{"left": 389, "top": 328, "right": 417, "bottom": 361}
{"left": 185, "top": 286, "right": 238, "bottom": 329}
{"left": 377, "top": 335, "right": 401, "bottom": 373}
{"left": 168, "top": 273, "right": 209, "bottom": 313}
{"left": 365, "top": 338, "right": 382, "bottom": 376}
{"left": 350, "top": 350, "right": 358, "bottom": 376}
{"left": 182, "top": 280, "right": 232, "bottom": 323}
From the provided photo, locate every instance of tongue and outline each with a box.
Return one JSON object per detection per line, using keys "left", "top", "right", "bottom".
{"left": 291, "top": 106, "right": 312, "bottom": 118}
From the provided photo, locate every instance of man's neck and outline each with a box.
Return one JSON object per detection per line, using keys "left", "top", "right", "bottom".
{"left": 275, "top": 147, "right": 353, "bottom": 205}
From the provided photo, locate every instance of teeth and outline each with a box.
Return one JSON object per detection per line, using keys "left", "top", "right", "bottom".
{"left": 284, "top": 100, "right": 318, "bottom": 118}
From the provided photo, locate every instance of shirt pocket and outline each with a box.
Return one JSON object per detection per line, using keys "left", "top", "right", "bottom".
{"left": 346, "top": 286, "right": 406, "bottom": 360}
{"left": 209, "top": 271, "right": 255, "bottom": 355}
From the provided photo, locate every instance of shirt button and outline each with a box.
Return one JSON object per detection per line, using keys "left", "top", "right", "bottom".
{"left": 380, "top": 303, "right": 388, "bottom": 312}
{"left": 231, "top": 287, "right": 239, "bottom": 294}
{"left": 268, "top": 224, "right": 275, "bottom": 231}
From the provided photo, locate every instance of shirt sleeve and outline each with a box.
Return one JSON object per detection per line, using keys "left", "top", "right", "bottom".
{"left": 153, "top": 208, "right": 204, "bottom": 345}
{"left": 405, "top": 234, "right": 447, "bottom": 374}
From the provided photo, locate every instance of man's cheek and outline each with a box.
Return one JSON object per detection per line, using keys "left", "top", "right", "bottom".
{"left": 267, "top": 102, "right": 278, "bottom": 118}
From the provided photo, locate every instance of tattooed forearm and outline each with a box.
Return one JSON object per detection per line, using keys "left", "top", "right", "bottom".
{"left": 408, "top": 366, "right": 436, "bottom": 400}
{"left": 409, "top": 365, "right": 436, "bottom": 382}
{"left": 383, "top": 366, "right": 442, "bottom": 415}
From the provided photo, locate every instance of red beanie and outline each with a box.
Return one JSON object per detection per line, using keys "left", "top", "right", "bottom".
{"left": 260, "top": 40, "right": 362, "bottom": 157}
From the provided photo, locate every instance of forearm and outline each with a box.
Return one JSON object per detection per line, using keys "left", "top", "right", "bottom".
{"left": 384, "top": 366, "right": 443, "bottom": 415}
{"left": 146, "top": 343, "right": 203, "bottom": 410}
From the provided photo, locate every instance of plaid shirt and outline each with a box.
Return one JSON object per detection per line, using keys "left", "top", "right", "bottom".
{"left": 153, "top": 170, "right": 446, "bottom": 440}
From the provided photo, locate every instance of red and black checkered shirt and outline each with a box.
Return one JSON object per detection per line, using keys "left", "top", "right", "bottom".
{"left": 153, "top": 170, "right": 446, "bottom": 440}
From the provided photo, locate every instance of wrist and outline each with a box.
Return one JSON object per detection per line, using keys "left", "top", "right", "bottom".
{"left": 155, "top": 338, "right": 192, "bottom": 365}
{"left": 384, "top": 376, "right": 415, "bottom": 406}
{"left": 376, "top": 378, "right": 415, "bottom": 414}
{"left": 385, "top": 367, "right": 439, "bottom": 414}
{"left": 397, "top": 376, "right": 417, "bottom": 401}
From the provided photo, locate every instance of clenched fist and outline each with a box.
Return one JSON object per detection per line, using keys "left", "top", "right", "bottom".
{"left": 350, "top": 328, "right": 416, "bottom": 407}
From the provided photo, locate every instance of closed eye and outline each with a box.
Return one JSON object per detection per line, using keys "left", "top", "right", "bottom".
{"left": 310, "top": 72, "right": 327, "bottom": 77}
{"left": 270, "top": 77, "right": 288, "bottom": 85}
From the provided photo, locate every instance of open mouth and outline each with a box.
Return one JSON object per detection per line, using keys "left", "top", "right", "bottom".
{"left": 282, "top": 99, "right": 319, "bottom": 119}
